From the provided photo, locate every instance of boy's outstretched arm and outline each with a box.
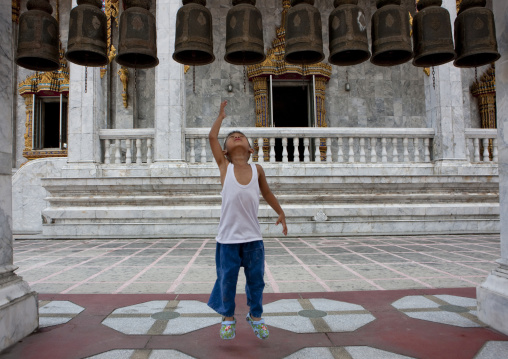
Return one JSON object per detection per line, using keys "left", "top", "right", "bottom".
{"left": 257, "top": 164, "right": 288, "bottom": 236}
{"left": 209, "top": 101, "right": 228, "bottom": 174}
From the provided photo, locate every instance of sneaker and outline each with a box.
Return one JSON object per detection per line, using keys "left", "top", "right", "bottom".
{"left": 220, "top": 317, "right": 236, "bottom": 340}
{"left": 246, "top": 313, "right": 269, "bottom": 340}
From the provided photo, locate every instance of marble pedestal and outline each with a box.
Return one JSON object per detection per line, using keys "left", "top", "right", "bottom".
{"left": 477, "top": 260, "right": 508, "bottom": 335}
{"left": 0, "top": 267, "right": 38, "bottom": 350}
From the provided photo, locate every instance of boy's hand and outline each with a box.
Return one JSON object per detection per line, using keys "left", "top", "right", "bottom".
{"left": 276, "top": 213, "right": 288, "bottom": 236}
{"left": 219, "top": 100, "right": 227, "bottom": 119}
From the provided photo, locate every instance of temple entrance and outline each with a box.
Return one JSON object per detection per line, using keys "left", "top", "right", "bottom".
{"left": 272, "top": 81, "right": 311, "bottom": 161}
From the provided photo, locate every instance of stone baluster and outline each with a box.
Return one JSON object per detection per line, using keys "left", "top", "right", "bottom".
{"left": 110, "top": 141, "right": 116, "bottom": 164}
{"left": 348, "top": 137, "right": 354, "bottom": 162}
{"left": 189, "top": 138, "right": 195, "bottom": 163}
{"left": 392, "top": 138, "right": 398, "bottom": 162}
{"left": 147, "top": 138, "right": 153, "bottom": 164}
{"left": 115, "top": 139, "right": 121, "bottom": 163}
{"left": 424, "top": 138, "right": 431, "bottom": 162}
{"left": 270, "top": 138, "right": 275, "bottom": 162}
{"left": 136, "top": 139, "right": 142, "bottom": 164}
{"left": 473, "top": 138, "right": 480, "bottom": 162}
{"left": 403, "top": 138, "right": 409, "bottom": 162}
{"left": 257, "top": 137, "right": 264, "bottom": 163}
{"left": 125, "top": 139, "right": 132, "bottom": 164}
{"left": 414, "top": 138, "right": 420, "bottom": 162}
{"left": 282, "top": 138, "right": 288, "bottom": 162}
{"left": 315, "top": 138, "right": 321, "bottom": 162}
{"left": 104, "top": 139, "right": 111, "bottom": 164}
{"left": 326, "top": 138, "right": 332, "bottom": 162}
{"left": 337, "top": 137, "right": 344, "bottom": 162}
{"left": 370, "top": 138, "right": 377, "bottom": 162}
{"left": 200, "top": 138, "right": 207, "bottom": 163}
{"left": 293, "top": 137, "right": 300, "bottom": 162}
{"left": 483, "top": 138, "right": 489, "bottom": 162}
{"left": 381, "top": 138, "right": 387, "bottom": 163}
{"left": 359, "top": 138, "right": 366, "bottom": 163}
{"left": 303, "top": 138, "right": 310, "bottom": 162}
{"left": 493, "top": 138, "right": 498, "bottom": 162}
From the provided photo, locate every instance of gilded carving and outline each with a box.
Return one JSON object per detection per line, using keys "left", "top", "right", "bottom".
{"left": 12, "top": 0, "right": 20, "bottom": 23}
{"left": 101, "top": 0, "right": 120, "bottom": 78}
{"left": 471, "top": 64, "right": 496, "bottom": 159}
{"left": 118, "top": 66, "right": 129, "bottom": 108}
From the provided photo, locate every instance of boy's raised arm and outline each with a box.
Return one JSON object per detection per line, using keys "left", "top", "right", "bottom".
{"left": 209, "top": 100, "right": 228, "bottom": 169}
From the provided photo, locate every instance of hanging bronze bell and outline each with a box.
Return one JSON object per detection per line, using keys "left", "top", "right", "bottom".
{"left": 173, "top": 0, "right": 215, "bottom": 66}
{"left": 328, "top": 0, "right": 370, "bottom": 66}
{"left": 412, "top": 0, "right": 455, "bottom": 67}
{"left": 116, "top": 0, "right": 159, "bottom": 68}
{"left": 16, "top": 0, "right": 60, "bottom": 71}
{"left": 65, "top": 0, "right": 108, "bottom": 67}
{"left": 224, "top": 0, "right": 265, "bottom": 65}
{"left": 453, "top": 0, "right": 500, "bottom": 68}
{"left": 370, "top": 0, "right": 413, "bottom": 66}
{"left": 284, "top": 0, "right": 324, "bottom": 65}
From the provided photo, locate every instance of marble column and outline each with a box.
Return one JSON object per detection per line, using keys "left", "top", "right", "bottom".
{"left": 0, "top": 2, "right": 38, "bottom": 351}
{"left": 154, "top": 0, "right": 186, "bottom": 162}
{"left": 66, "top": 0, "right": 107, "bottom": 168}
{"left": 477, "top": 1, "right": 508, "bottom": 335}
{"left": 425, "top": 0, "right": 467, "bottom": 167}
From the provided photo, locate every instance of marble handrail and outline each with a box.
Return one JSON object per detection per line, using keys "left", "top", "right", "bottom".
{"left": 185, "top": 127, "right": 435, "bottom": 164}
{"left": 465, "top": 129, "right": 498, "bottom": 163}
{"left": 99, "top": 129, "right": 155, "bottom": 164}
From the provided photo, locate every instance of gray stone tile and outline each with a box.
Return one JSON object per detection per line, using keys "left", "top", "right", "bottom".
{"left": 475, "top": 341, "right": 508, "bottom": 359}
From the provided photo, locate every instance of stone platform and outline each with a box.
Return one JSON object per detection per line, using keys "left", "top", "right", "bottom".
{"left": 2, "top": 234, "right": 508, "bottom": 358}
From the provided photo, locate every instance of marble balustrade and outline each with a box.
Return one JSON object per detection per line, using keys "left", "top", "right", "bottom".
{"left": 100, "top": 129, "right": 155, "bottom": 164}
{"left": 184, "top": 127, "right": 498, "bottom": 165}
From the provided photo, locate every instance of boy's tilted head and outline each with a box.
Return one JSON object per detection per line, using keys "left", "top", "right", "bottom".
{"left": 223, "top": 131, "right": 254, "bottom": 163}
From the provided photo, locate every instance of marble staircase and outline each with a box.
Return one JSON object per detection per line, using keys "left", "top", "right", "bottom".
{"left": 39, "top": 162, "right": 500, "bottom": 238}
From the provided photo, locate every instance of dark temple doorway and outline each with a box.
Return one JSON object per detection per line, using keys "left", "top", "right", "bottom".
{"left": 272, "top": 83, "right": 310, "bottom": 161}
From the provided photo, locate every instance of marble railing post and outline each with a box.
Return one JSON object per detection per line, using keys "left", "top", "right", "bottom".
{"left": 0, "top": 4, "right": 38, "bottom": 351}
{"left": 477, "top": 1, "right": 508, "bottom": 335}
{"left": 425, "top": 0, "right": 467, "bottom": 166}
{"left": 154, "top": 0, "right": 185, "bottom": 162}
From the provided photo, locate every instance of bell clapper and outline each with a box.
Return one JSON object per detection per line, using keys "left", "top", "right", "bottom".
{"left": 432, "top": 66, "right": 435, "bottom": 90}
{"left": 345, "top": 70, "right": 351, "bottom": 92}
{"left": 85, "top": 66, "right": 88, "bottom": 94}
{"left": 193, "top": 66, "right": 196, "bottom": 94}
{"left": 243, "top": 65, "right": 246, "bottom": 93}
{"left": 475, "top": 67, "right": 478, "bottom": 82}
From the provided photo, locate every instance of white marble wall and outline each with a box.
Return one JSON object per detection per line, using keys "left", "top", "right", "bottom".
{"left": 0, "top": 1, "right": 38, "bottom": 351}
{"left": 154, "top": 0, "right": 185, "bottom": 162}
{"left": 477, "top": 0, "right": 508, "bottom": 336}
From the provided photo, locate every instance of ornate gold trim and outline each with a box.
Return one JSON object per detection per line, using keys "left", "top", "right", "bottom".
{"left": 471, "top": 64, "right": 496, "bottom": 129}
{"left": 18, "top": 48, "right": 69, "bottom": 162}
{"left": 101, "top": 0, "right": 119, "bottom": 78}
{"left": 12, "top": 0, "right": 20, "bottom": 23}
{"left": 118, "top": 66, "right": 129, "bottom": 108}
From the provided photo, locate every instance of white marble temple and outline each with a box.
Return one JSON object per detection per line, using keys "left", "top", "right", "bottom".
{"left": 477, "top": 0, "right": 508, "bottom": 336}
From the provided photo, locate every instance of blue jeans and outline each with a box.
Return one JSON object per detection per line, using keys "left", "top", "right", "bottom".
{"left": 208, "top": 240, "right": 265, "bottom": 318}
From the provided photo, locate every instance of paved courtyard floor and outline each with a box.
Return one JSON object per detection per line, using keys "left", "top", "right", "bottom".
{"left": 2, "top": 234, "right": 508, "bottom": 359}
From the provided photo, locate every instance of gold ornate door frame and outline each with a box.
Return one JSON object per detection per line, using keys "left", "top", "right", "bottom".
{"left": 247, "top": 0, "right": 332, "bottom": 161}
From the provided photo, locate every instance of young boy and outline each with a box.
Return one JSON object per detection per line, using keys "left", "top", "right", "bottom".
{"left": 207, "top": 100, "right": 288, "bottom": 340}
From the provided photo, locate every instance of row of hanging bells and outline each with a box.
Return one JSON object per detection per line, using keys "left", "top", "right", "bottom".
{"left": 16, "top": 0, "right": 159, "bottom": 72}
{"left": 15, "top": 0, "right": 500, "bottom": 72}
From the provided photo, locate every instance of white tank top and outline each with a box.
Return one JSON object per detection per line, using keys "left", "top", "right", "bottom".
{"left": 216, "top": 163, "right": 262, "bottom": 244}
